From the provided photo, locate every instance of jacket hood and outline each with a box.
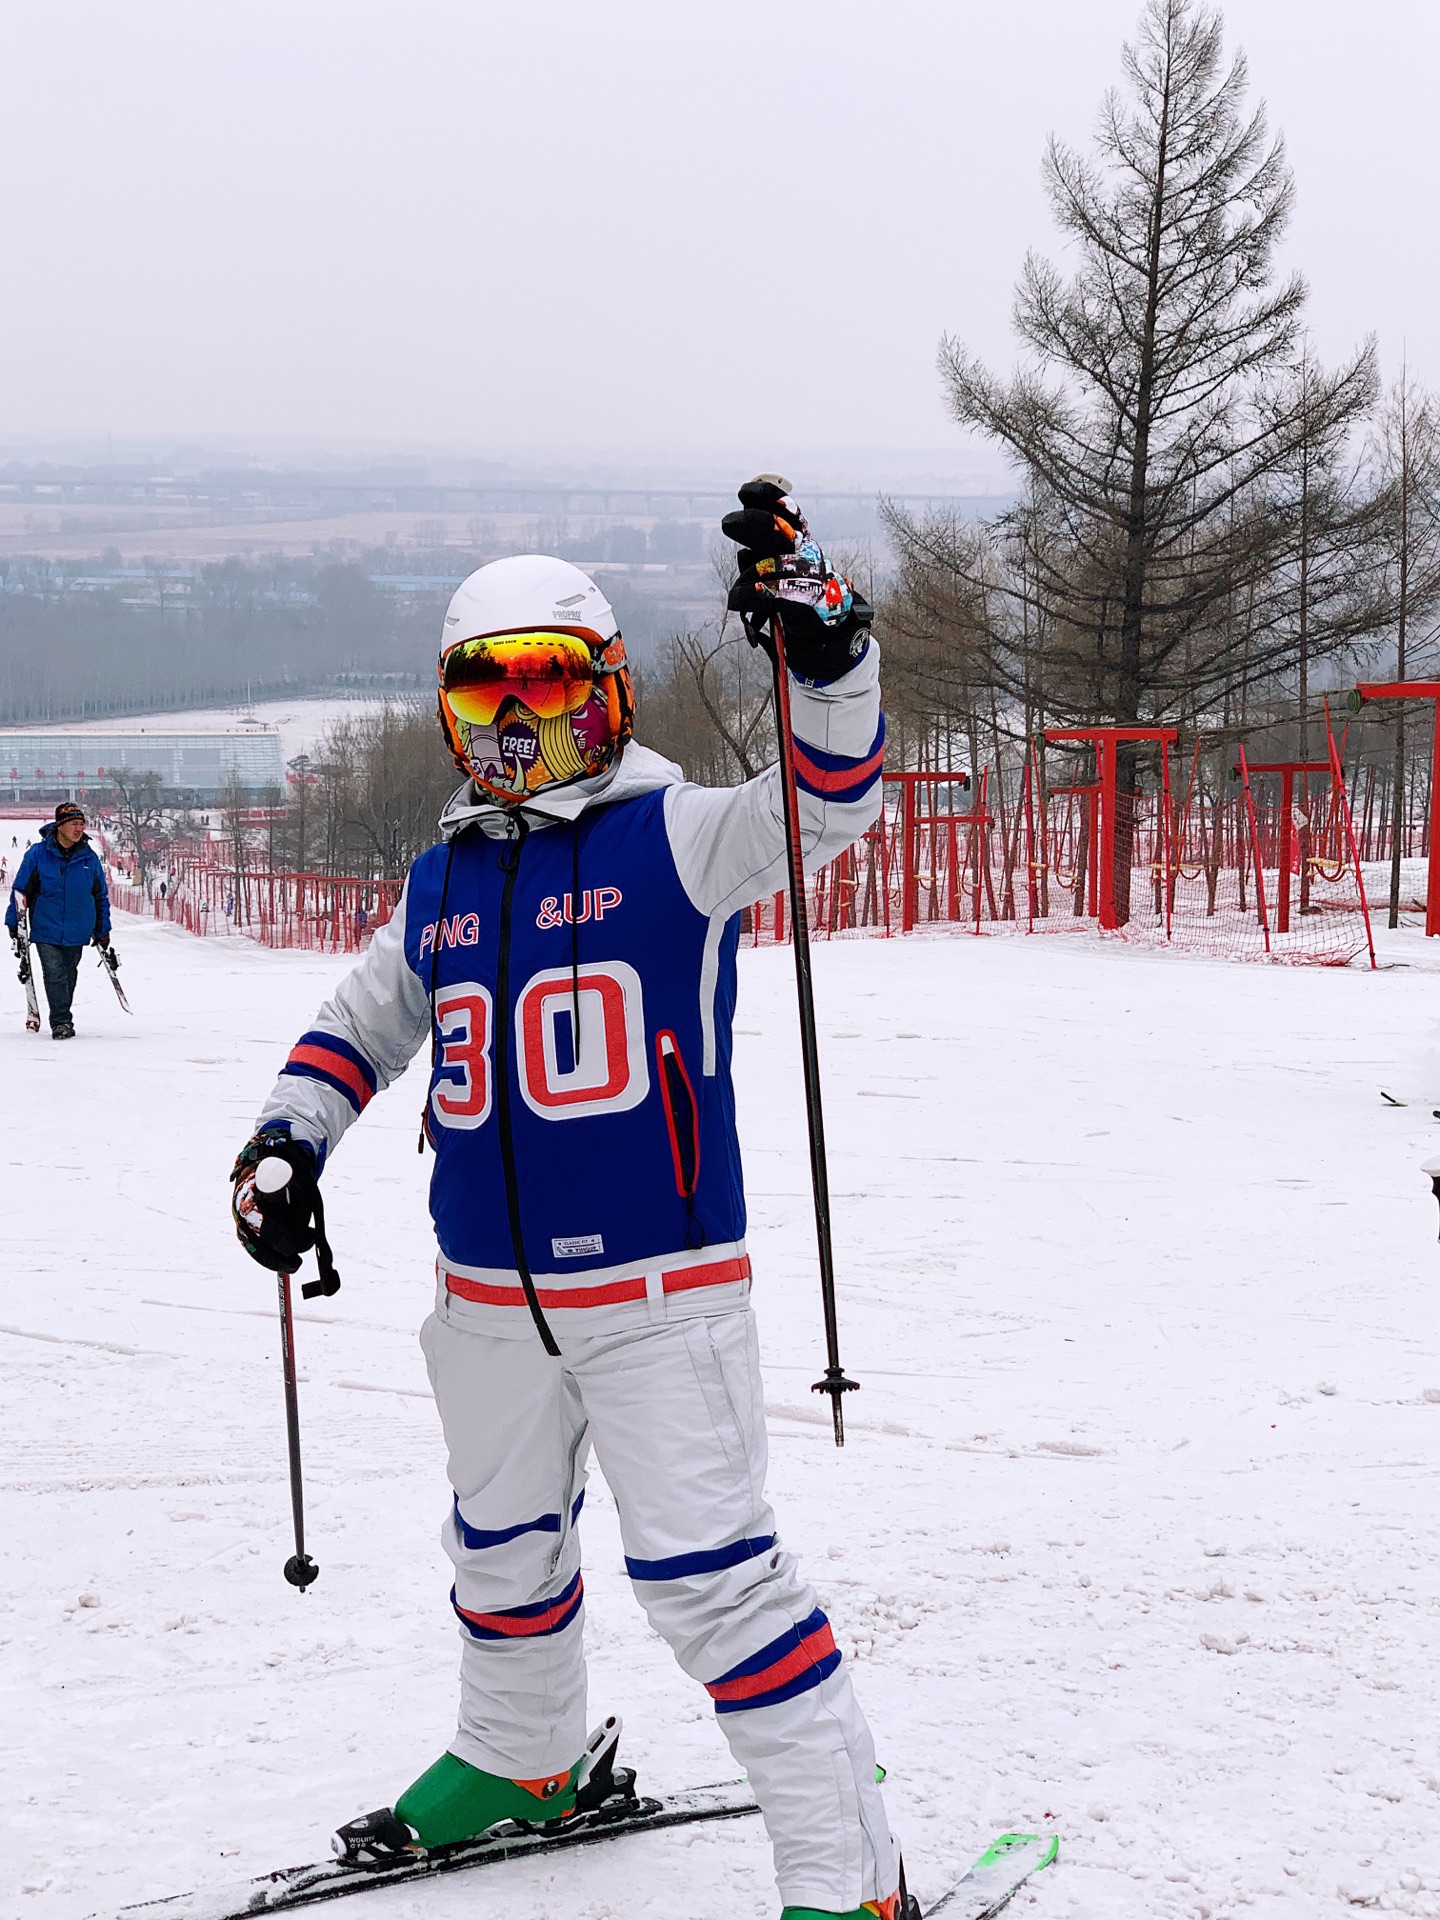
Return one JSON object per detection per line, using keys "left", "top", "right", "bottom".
{"left": 438, "top": 739, "right": 685, "bottom": 842}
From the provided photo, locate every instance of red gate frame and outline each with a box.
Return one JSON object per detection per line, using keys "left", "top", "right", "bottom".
{"left": 1043, "top": 727, "right": 1178, "bottom": 930}
{"left": 1238, "top": 758, "right": 1331, "bottom": 935}
{"left": 1353, "top": 680, "right": 1440, "bottom": 936}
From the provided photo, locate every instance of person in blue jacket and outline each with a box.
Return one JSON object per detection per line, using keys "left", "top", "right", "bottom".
{"left": 5, "top": 802, "right": 112, "bottom": 1038}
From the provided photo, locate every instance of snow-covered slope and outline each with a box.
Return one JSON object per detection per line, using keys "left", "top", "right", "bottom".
{"left": 4, "top": 918, "right": 1440, "bottom": 1918}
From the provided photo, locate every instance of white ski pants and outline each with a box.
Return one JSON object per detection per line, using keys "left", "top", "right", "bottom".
{"left": 418, "top": 1303, "right": 896, "bottom": 1910}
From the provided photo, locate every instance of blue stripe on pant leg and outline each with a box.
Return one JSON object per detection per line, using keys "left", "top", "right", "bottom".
{"left": 453, "top": 1488, "right": 584, "bottom": 1551}
{"left": 625, "top": 1534, "right": 775, "bottom": 1582}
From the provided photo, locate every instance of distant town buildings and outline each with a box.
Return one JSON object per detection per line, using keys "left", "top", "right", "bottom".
{"left": 0, "top": 729, "right": 286, "bottom": 802}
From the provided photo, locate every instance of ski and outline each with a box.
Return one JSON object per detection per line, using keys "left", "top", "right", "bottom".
{"left": 107, "top": 1779, "right": 761, "bottom": 1919}
{"left": 98, "top": 944, "right": 132, "bottom": 1013}
{"left": 1379, "top": 1090, "right": 1440, "bottom": 1118}
{"left": 104, "top": 1798, "right": 1055, "bottom": 1920}
{"left": 13, "top": 907, "right": 41, "bottom": 1032}
{"left": 926, "top": 1830, "right": 1059, "bottom": 1919}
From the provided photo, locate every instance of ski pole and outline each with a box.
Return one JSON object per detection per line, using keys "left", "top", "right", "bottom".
{"left": 276, "top": 1265, "right": 319, "bottom": 1590}
{"left": 767, "top": 606, "right": 858, "bottom": 1446}
{"left": 1424, "top": 1157, "right": 1440, "bottom": 1238}
{"left": 253, "top": 1151, "right": 339, "bottom": 1586}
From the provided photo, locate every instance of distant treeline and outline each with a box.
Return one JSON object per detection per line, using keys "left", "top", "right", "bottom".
{"left": 0, "top": 549, "right": 676, "bottom": 724}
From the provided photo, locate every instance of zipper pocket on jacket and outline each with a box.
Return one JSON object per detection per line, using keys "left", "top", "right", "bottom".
{"left": 656, "top": 1030, "right": 700, "bottom": 1200}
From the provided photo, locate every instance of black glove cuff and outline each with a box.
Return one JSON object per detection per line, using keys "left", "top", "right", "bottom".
{"left": 737, "top": 599, "right": 874, "bottom": 685}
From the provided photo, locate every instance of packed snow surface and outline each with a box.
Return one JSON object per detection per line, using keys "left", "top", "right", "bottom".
{"left": 5, "top": 915, "right": 1440, "bottom": 1919}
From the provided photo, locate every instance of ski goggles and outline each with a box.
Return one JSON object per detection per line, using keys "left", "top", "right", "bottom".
{"left": 441, "top": 631, "right": 597, "bottom": 728}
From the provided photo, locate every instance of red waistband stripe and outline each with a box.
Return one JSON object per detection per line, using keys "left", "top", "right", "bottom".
{"left": 444, "top": 1254, "right": 751, "bottom": 1311}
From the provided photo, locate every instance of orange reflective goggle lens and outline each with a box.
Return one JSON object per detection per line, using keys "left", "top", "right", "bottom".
{"left": 442, "top": 632, "right": 596, "bottom": 727}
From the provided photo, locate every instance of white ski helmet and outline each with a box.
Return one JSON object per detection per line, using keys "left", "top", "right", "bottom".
{"left": 437, "top": 555, "right": 633, "bottom": 804}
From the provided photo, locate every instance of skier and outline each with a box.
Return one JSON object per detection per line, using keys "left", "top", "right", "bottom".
{"left": 5, "top": 802, "right": 112, "bottom": 1038}
{"left": 231, "top": 481, "right": 901, "bottom": 1919}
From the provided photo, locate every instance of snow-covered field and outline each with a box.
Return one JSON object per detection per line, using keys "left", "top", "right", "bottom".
{"left": 5, "top": 914, "right": 1440, "bottom": 1919}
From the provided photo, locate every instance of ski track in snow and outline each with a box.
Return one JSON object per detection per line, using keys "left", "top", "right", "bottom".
{"left": 5, "top": 909, "right": 1440, "bottom": 1918}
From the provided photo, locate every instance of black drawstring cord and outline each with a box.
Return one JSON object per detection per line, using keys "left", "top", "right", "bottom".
{"left": 493, "top": 815, "right": 561, "bottom": 1357}
{"left": 418, "top": 832, "right": 459, "bottom": 1154}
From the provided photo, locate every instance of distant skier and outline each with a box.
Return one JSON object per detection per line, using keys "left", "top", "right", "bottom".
{"left": 231, "top": 482, "right": 904, "bottom": 1919}
{"left": 5, "top": 802, "right": 112, "bottom": 1039}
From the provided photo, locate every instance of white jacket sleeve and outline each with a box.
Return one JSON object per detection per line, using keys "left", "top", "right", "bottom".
{"left": 662, "top": 641, "right": 886, "bottom": 921}
{"left": 254, "top": 876, "right": 432, "bottom": 1165}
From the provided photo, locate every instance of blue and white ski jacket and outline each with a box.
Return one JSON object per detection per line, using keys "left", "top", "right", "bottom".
{"left": 256, "top": 645, "right": 885, "bottom": 1342}
{"left": 5, "top": 826, "right": 111, "bottom": 947}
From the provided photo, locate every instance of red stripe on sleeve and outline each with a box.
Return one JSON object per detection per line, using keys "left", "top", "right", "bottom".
{"left": 287, "top": 1043, "right": 373, "bottom": 1109}
{"left": 791, "top": 740, "right": 886, "bottom": 795}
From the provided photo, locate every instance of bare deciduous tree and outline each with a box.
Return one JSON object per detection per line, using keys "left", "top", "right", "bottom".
{"left": 108, "top": 767, "right": 166, "bottom": 896}
{"left": 898, "top": 0, "right": 1378, "bottom": 919}
{"left": 1368, "top": 368, "right": 1440, "bottom": 924}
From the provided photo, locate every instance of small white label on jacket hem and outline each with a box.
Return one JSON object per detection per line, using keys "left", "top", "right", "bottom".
{"left": 552, "top": 1233, "right": 605, "bottom": 1259}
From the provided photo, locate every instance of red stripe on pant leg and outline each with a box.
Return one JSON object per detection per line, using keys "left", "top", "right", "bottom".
{"left": 455, "top": 1580, "right": 584, "bottom": 1638}
{"left": 706, "top": 1621, "right": 837, "bottom": 1704}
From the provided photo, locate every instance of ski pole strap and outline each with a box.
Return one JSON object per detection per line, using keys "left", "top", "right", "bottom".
{"left": 300, "top": 1186, "right": 341, "bottom": 1300}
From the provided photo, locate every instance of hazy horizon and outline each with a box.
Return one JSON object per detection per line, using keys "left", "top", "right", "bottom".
{"left": 4, "top": 0, "right": 1437, "bottom": 470}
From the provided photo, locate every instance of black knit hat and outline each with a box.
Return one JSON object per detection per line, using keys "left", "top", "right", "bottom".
{"left": 54, "top": 802, "right": 86, "bottom": 827}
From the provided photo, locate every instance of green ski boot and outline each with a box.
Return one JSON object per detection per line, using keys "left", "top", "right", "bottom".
{"left": 333, "top": 1716, "right": 624, "bottom": 1864}
{"left": 780, "top": 1899, "right": 908, "bottom": 1920}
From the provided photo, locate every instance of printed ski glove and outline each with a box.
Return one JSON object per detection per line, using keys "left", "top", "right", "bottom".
{"left": 230, "top": 1129, "right": 341, "bottom": 1297}
{"left": 722, "top": 473, "right": 873, "bottom": 684}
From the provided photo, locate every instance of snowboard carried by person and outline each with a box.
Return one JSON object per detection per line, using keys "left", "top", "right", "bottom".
{"left": 4, "top": 801, "right": 114, "bottom": 1038}
{"left": 230, "top": 479, "right": 912, "bottom": 1919}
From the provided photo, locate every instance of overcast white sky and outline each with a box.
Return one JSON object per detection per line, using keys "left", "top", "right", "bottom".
{"left": 3, "top": 0, "right": 1436, "bottom": 474}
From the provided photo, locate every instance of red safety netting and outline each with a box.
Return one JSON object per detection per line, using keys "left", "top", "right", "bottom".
{"left": 1019, "top": 718, "right": 1374, "bottom": 966}
{"left": 746, "top": 727, "right": 1375, "bottom": 967}
{"left": 1022, "top": 748, "right": 1374, "bottom": 965}
{"left": 98, "top": 744, "right": 1374, "bottom": 969}
{"left": 107, "top": 842, "right": 399, "bottom": 953}
{"left": 743, "top": 771, "right": 1000, "bottom": 944}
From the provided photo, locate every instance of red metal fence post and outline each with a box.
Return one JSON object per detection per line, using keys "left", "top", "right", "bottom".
{"left": 1022, "top": 754, "right": 1036, "bottom": 933}
{"left": 901, "top": 775, "right": 918, "bottom": 934}
{"left": 1355, "top": 682, "right": 1440, "bottom": 936}
{"left": 1326, "top": 706, "right": 1377, "bottom": 970}
{"left": 1238, "top": 746, "right": 1271, "bottom": 956}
